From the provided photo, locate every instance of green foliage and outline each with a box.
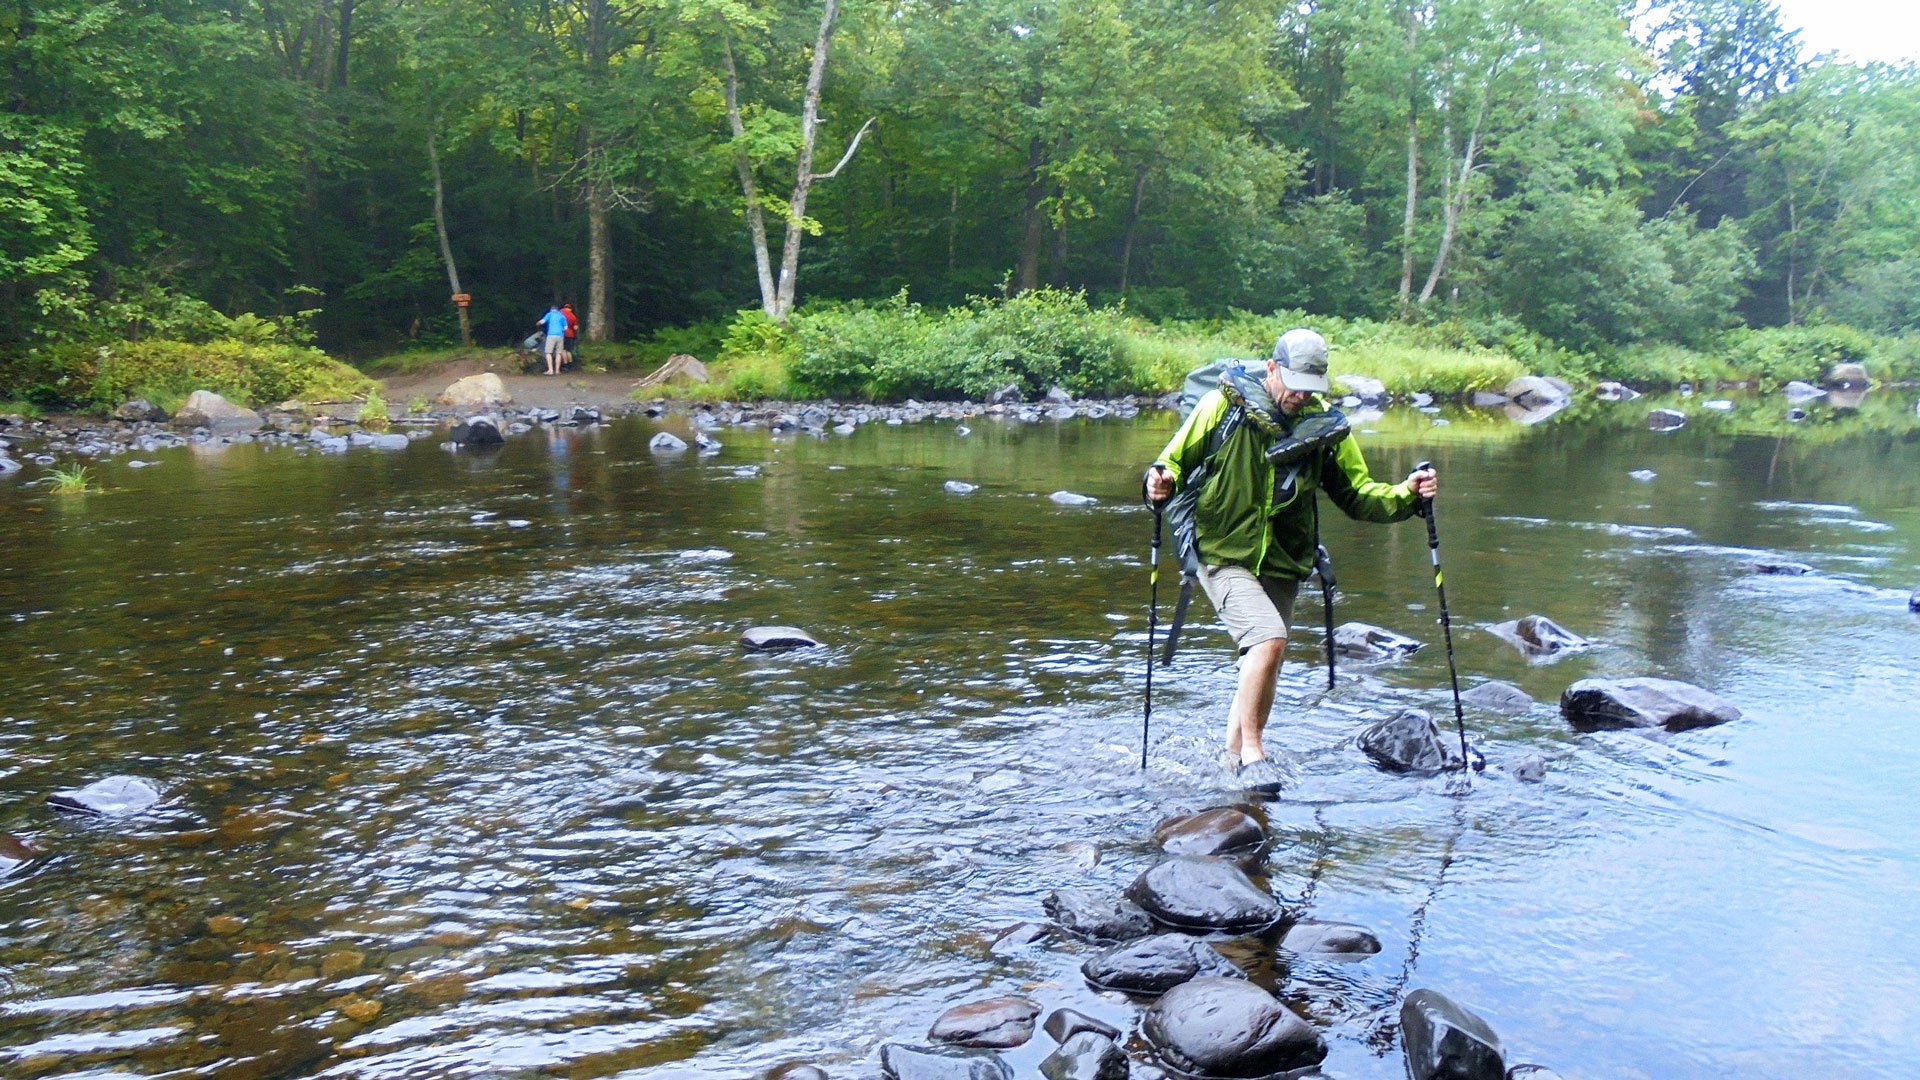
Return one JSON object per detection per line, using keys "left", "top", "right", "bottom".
{"left": 358, "top": 388, "right": 391, "bottom": 430}
{"left": 787, "top": 289, "right": 1128, "bottom": 401}
{"left": 674, "top": 350, "right": 794, "bottom": 403}
{"left": 87, "top": 340, "right": 375, "bottom": 413}
{"left": 1720, "top": 324, "right": 1881, "bottom": 388}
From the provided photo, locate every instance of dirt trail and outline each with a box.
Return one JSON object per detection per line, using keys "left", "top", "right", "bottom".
{"left": 378, "top": 356, "right": 654, "bottom": 412}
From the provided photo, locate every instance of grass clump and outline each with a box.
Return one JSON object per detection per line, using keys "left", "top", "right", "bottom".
{"left": 45, "top": 465, "right": 97, "bottom": 494}
{"left": 357, "top": 388, "right": 390, "bottom": 430}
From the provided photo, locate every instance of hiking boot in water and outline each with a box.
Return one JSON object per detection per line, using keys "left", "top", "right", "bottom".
{"left": 1237, "top": 757, "right": 1292, "bottom": 795}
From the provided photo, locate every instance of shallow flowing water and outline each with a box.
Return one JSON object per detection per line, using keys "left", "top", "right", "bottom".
{"left": 1, "top": 393, "right": 1917, "bottom": 1079}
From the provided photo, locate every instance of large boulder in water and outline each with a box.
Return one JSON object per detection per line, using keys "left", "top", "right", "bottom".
{"left": 1044, "top": 888, "right": 1155, "bottom": 943}
{"left": 928, "top": 997, "right": 1040, "bottom": 1049}
{"left": 1560, "top": 677, "right": 1740, "bottom": 732}
{"left": 1043, "top": 1009, "right": 1120, "bottom": 1044}
{"left": 1334, "top": 622, "right": 1423, "bottom": 661}
{"left": 1152, "top": 807, "right": 1265, "bottom": 857}
{"left": 1359, "top": 708, "right": 1472, "bottom": 774}
{"left": 449, "top": 414, "right": 504, "bottom": 446}
{"left": 880, "top": 1043, "right": 1011, "bottom": 1080}
{"left": 1081, "top": 933, "right": 1241, "bottom": 995}
{"left": 1503, "top": 375, "right": 1570, "bottom": 409}
{"left": 1401, "top": 989, "right": 1505, "bottom": 1080}
{"left": 115, "top": 398, "right": 167, "bottom": 422}
{"left": 1143, "top": 977, "right": 1327, "bottom": 1077}
{"left": 1487, "top": 614, "right": 1589, "bottom": 657}
{"left": 1126, "top": 855, "right": 1284, "bottom": 933}
{"left": 172, "top": 391, "right": 262, "bottom": 432}
{"left": 47, "top": 776, "right": 162, "bottom": 817}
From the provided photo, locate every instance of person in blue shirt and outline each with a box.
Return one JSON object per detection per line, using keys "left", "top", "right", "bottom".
{"left": 539, "top": 303, "right": 569, "bottom": 376}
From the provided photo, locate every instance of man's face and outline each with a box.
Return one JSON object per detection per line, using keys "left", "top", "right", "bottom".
{"left": 1263, "top": 362, "right": 1314, "bottom": 415}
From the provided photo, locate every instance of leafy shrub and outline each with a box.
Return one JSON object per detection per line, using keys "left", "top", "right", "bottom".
{"left": 88, "top": 339, "right": 375, "bottom": 412}
{"left": 1720, "top": 324, "right": 1880, "bottom": 388}
{"left": 358, "top": 387, "right": 390, "bottom": 430}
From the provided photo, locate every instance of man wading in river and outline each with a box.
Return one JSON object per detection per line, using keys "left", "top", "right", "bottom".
{"left": 1144, "top": 328, "right": 1438, "bottom": 792}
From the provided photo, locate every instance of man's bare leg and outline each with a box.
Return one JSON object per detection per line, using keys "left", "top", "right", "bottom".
{"left": 1224, "top": 636, "right": 1285, "bottom": 765}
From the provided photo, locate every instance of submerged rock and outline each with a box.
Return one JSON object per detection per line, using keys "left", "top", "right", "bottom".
{"left": 1151, "top": 807, "right": 1265, "bottom": 857}
{"left": 1143, "top": 977, "right": 1327, "bottom": 1077}
{"left": 1560, "top": 677, "right": 1741, "bottom": 732}
{"left": 1039, "top": 1032, "right": 1127, "bottom": 1080}
{"left": 1750, "top": 560, "right": 1815, "bottom": 575}
{"left": 1401, "top": 989, "right": 1505, "bottom": 1080}
{"left": 1461, "top": 681, "right": 1533, "bottom": 713}
{"left": 1507, "top": 1066, "right": 1568, "bottom": 1079}
{"left": 449, "top": 414, "right": 504, "bottom": 446}
{"left": 1043, "top": 1009, "right": 1121, "bottom": 1044}
{"left": 0, "top": 833, "right": 40, "bottom": 875}
{"left": 1043, "top": 888, "right": 1155, "bottom": 943}
{"left": 1504, "top": 375, "right": 1570, "bottom": 409}
{"left": 1488, "top": 614, "right": 1589, "bottom": 657}
{"left": 1359, "top": 709, "right": 1472, "bottom": 775}
{"left": 765, "top": 1065, "right": 829, "bottom": 1080}
{"left": 1628, "top": 469, "right": 1656, "bottom": 482}
{"left": 1910, "top": 589, "right": 1920, "bottom": 612}
{"left": 929, "top": 997, "right": 1040, "bottom": 1049}
{"left": 989, "top": 922, "right": 1050, "bottom": 956}
{"left": 1333, "top": 622, "right": 1423, "bottom": 661}
{"left": 1126, "top": 856, "right": 1284, "bottom": 933}
{"left": 880, "top": 1043, "right": 1011, "bottom": 1080}
{"left": 944, "top": 481, "right": 978, "bottom": 495}
{"left": 1279, "top": 920, "right": 1381, "bottom": 958}
{"left": 741, "top": 626, "right": 821, "bottom": 651}
{"left": 1594, "top": 381, "right": 1640, "bottom": 401}
{"left": 1049, "top": 491, "right": 1097, "bottom": 506}
{"left": 47, "top": 776, "right": 163, "bottom": 817}
{"left": 1782, "top": 380, "right": 1826, "bottom": 403}
{"left": 1647, "top": 408, "right": 1687, "bottom": 431}
{"left": 1081, "top": 933, "right": 1241, "bottom": 995}
{"left": 1506, "top": 753, "right": 1549, "bottom": 783}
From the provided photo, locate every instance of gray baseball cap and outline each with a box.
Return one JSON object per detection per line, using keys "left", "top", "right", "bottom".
{"left": 1270, "top": 328, "right": 1331, "bottom": 393}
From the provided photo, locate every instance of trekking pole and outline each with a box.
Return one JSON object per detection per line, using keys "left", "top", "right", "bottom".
{"left": 1311, "top": 496, "right": 1336, "bottom": 691}
{"left": 1413, "top": 460, "right": 1471, "bottom": 788}
{"left": 1143, "top": 499, "right": 1165, "bottom": 771}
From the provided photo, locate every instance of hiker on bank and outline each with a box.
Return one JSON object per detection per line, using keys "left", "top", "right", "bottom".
{"left": 561, "top": 303, "right": 579, "bottom": 368}
{"left": 538, "top": 303, "right": 568, "bottom": 376}
{"left": 1143, "top": 328, "right": 1438, "bottom": 792}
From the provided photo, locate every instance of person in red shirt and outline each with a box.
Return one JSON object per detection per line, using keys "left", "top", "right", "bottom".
{"left": 560, "top": 303, "right": 579, "bottom": 368}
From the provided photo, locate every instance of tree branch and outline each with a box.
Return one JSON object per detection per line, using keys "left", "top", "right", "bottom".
{"left": 811, "top": 117, "right": 875, "bottom": 180}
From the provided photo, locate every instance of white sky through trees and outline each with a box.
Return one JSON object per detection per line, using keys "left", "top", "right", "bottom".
{"left": 1771, "top": 0, "right": 1920, "bottom": 65}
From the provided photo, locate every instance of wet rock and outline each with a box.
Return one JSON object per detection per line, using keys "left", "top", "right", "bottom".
{"left": 1152, "top": 807, "right": 1265, "bottom": 857}
{"left": 1507, "top": 1066, "right": 1567, "bottom": 1079}
{"left": 1359, "top": 709, "right": 1471, "bottom": 775}
{"left": 449, "top": 415, "right": 504, "bottom": 446}
{"left": 1043, "top": 1009, "right": 1121, "bottom": 1044}
{"left": 1279, "top": 920, "right": 1381, "bottom": 957}
{"left": 173, "top": 391, "right": 262, "bottom": 432}
{"left": 1594, "top": 381, "right": 1640, "bottom": 401}
{"left": 1647, "top": 408, "right": 1687, "bottom": 431}
{"left": 1786, "top": 407, "right": 1808, "bottom": 422}
{"left": 1081, "top": 933, "right": 1241, "bottom": 995}
{"left": 1338, "top": 374, "right": 1389, "bottom": 402}
{"left": 799, "top": 406, "right": 830, "bottom": 430}
{"left": 1039, "top": 1032, "right": 1127, "bottom": 1080}
{"left": 1043, "top": 888, "right": 1155, "bottom": 943}
{"left": 0, "top": 454, "right": 19, "bottom": 475}
{"left": 1910, "top": 589, "right": 1919, "bottom": 612}
{"left": 834, "top": 422, "right": 857, "bottom": 435}
{"left": 439, "top": 373, "right": 510, "bottom": 409}
{"left": 1503, "top": 375, "right": 1570, "bottom": 409}
{"left": 1143, "top": 976, "right": 1327, "bottom": 1076}
{"left": 649, "top": 431, "right": 688, "bottom": 452}
{"left": 115, "top": 398, "right": 167, "bottom": 422}
{"left": 368, "top": 433, "right": 410, "bottom": 450}
{"left": 1470, "top": 391, "right": 1509, "bottom": 407}
{"left": 1401, "top": 988, "right": 1505, "bottom": 1080}
{"left": 1126, "top": 855, "right": 1284, "bottom": 934}
{"left": 1047, "top": 405, "right": 1077, "bottom": 420}
{"left": 989, "top": 384, "right": 1024, "bottom": 405}
{"left": 929, "top": 997, "right": 1040, "bottom": 1049}
{"left": 1045, "top": 386, "right": 1073, "bottom": 404}
{"left": 944, "top": 481, "right": 978, "bottom": 495}
{"left": 570, "top": 406, "right": 602, "bottom": 425}
{"left": 879, "top": 1043, "right": 1011, "bottom": 1080}
{"left": 1628, "top": 469, "right": 1656, "bottom": 482}
{"left": 1828, "top": 387, "right": 1867, "bottom": 411}
{"left": 1487, "top": 615, "right": 1589, "bottom": 657}
{"left": 1560, "top": 677, "right": 1741, "bottom": 732}
{"left": 1049, "top": 491, "right": 1097, "bottom": 506}
{"left": 1750, "top": 560, "right": 1815, "bottom": 575}
{"left": 1461, "top": 681, "right": 1532, "bottom": 713}
{"left": 956, "top": 425, "right": 971, "bottom": 436}
{"left": 695, "top": 432, "right": 722, "bottom": 453}
{"left": 0, "top": 833, "right": 40, "bottom": 875}
{"left": 48, "top": 776, "right": 163, "bottom": 817}
{"left": 1333, "top": 622, "right": 1423, "bottom": 661}
{"left": 989, "top": 922, "right": 1050, "bottom": 956}
{"left": 1506, "top": 753, "right": 1548, "bottom": 783}
{"left": 741, "top": 626, "right": 821, "bottom": 651}
{"left": 1061, "top": 839, "right": 1101, "bottom": 870}
{"left": 765, "top": 1064, "right": 830, "bottom": 1080}
{"left": 1823, "top": 361, "right": 1870, "bottom": 389}
{"left": 1782, "top": 380, "right": 1826, "bottom": 403}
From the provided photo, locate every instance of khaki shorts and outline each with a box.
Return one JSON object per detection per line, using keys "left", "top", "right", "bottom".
{"left": 1196, "top": 564, "right": 1300, "bottom": 653}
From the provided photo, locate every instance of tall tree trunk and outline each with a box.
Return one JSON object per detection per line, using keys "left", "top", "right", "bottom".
{"left": 1118, "top": 164, "right": 1149, "bottom": 294}
{"left": 587, "top": 178, "right": 611, "bottom": 340}
{"left": 427, "top": 127, "right": 472, "bottom": 347}
{"left": 947, "top": 181, "right": 959, "bottom": 275}
{"left": 723, "top": 39, "right": 778, "bottom": 318}
{"left": 1397, "top": 14, "right": 1419, "bottom": 313}
{"left": 333, "top": 0, "right": 354, "bottom": 91}
{"left": 1016, "top": 138, "right": 1048, "bottom": 294}
{"left": 773, "top": 0, "right": 841, "bottom": 320}
{"left": 1418, "top": 90, "right": 1488, "bottom": 305}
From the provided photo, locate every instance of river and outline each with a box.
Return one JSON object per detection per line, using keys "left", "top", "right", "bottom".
{"left": 1, "top": 393, "right": 1916, "bottom": 1079}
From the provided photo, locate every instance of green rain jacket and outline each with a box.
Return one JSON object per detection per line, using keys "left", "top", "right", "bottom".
{"left": 1154, "top": 370, "right": 1419, "bottom": 580}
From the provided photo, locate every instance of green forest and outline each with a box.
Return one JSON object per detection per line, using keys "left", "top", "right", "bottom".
{"left": 5, "top": 0, "right": 1920, "bottom": 408}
